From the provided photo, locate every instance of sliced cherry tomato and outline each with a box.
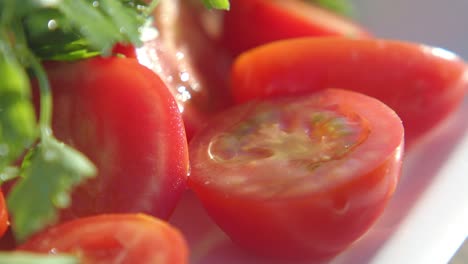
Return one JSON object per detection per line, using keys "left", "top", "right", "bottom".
{"left": 18, "top": 214, "right": 188, "bottom": 264}
{"left": 188, "top": 89, "right": 404, "bottom": 260}
{"left": 231, "top": 37, "right": 468, "bottom": 146}
{"left": 137, "top": 0, "right": 232, "bottom": 138}
{"left": 220, "top": 0, "right": 370, "bottom": 57}
{"left": 36, "top": 57, "right": 188, "bottom": 221}
{"left": 0, "top": 191, "right": 8, "bottom": 238}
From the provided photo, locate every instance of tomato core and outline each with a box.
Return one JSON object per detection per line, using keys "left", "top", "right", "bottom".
{"left": 203, "top": 100, "right": 370, "bottom": 198}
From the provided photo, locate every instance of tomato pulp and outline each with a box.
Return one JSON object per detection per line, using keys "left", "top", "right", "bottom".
{"left": 18, "top": 214, "right": 188, "bottom": 264}
{"left": 188, "top": 89, "right": 404, "bottom": 260}
{"left": 231, "top": 37, "right": 468, "bottom": 146}
{"left": 38, "top": 57, "right": 189, "bottom": 221}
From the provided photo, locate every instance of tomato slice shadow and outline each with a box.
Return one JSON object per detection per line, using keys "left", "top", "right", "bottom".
{"left": 169, "top": 99, "right": 467, "bottom": 264}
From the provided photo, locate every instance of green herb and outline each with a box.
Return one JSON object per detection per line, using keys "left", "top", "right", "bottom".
{"left": 310, "top": 0, "right": 354, "bottom": 17}
{"left": 8, "top": 137, "right": 96, "bottom": 242}
{"left": 202, "top": 0, "right": 230, "bottom": 10}
{"left": 0, "top": 252, "right": 79, "bottom": 264}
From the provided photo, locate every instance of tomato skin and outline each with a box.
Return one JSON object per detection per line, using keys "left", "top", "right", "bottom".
{"left": 0, "top": 191, "right": 8, "bottom": 238}
{"left": 112, "top": 43, "right": 137, "bottom": 58}
{"left": 18, "top": 214, "right": 188, "bottom": 264}
{"left": 188, "top": 89, "right": 404, "bottom": 260}
{"left": 39, "top": 57, "right": 188, "bottom": 220}
{"left": 221, "top": 0, "right": 370, "bottom": 57}
{"left": 231, "top": 37, "right": 468, "bottom": 146}
{"left": 137, "top": 0, "right": 232, "bottom": 139}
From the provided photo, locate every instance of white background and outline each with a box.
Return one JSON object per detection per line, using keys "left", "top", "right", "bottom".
{"left": 352, "top": 0, "right": 468, "bottom": 59}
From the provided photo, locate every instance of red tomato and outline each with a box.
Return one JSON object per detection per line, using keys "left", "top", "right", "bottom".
{"left": 39, "top": 57, "right": 188, "bottom": 221}
{"left": 0, "top": 191, "right": 8, "bottom": 238}
{"left": 137, "top": 0, "right": 232, "bottom": 138}
{"left": 18, "top": 214, "right": 188, "bottom": 264}
{"left": 188, "top": 89, "right": 404, "bottom": 260}
{"left": 220, "top": 0, "right": 370, "bottom": 57}
{"left": 112, "top": 43, "right": 137, "bottom": 58}
{"left": 231, "top": 37, "right": 468, "bottom": 146}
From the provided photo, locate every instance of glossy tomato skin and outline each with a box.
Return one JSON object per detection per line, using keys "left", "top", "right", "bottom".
{"left": 188, "top": 89, "right": 404, "bottom": 260}
{"left": 18, "top": 214, "right": 188, "bottom": 264}
{"left": 231, "top": 37, "right": 468, "bottom": 146}
{"left": 221, "top": 0, "right": 370, "bottom": 57}
{"left": 0, "top": 191, "right": 8, "bottom": 238}
{"left": 39, "top": 57, "right": 188, "bottom": 221}
{"left": 137, "top": 0, "right": 233, "bottom": 139}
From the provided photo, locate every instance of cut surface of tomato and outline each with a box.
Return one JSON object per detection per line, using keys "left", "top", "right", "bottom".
{"left": 231, "top": 37, "right": 468, "bottom": 146}
{"left": 18, "top": 214, "right": 188, "bottom": 264}
{"left": 221, "top": 0, "right": 370, "bottom": 57}
{"left": 36, "top": 57, "right": 188, "bottom": 221}
{"left": 188, "top": 89, "right": 404, "bottom": 260}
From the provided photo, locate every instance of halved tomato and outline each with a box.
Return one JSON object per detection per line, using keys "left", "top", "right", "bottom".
{"left": 39, "top": 57, "right": 189, "bottom": 221}
{"left": 18, "top": 214, "right": 188, "bottom": 264}
{"left": 220, "top": 0, "right": 370, "bottom": 57}
{"left": 188, "top": 89, "right": 404, "bottom": 260}
{"left": 231, "top": 37, "right": 468, "bottom": 146}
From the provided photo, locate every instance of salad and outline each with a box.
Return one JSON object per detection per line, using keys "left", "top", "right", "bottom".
{"left": 0, "top": 0, "right": 466, "bottom": 263}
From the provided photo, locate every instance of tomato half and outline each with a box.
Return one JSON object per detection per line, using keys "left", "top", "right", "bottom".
{"left": 137, "top": 0, "right": 232, "bottom": 138}
{"left": 39, "top": 57, "right": 189, "bottom": 221}
{"left": 18, "top": 214, "right": 188, "bottom": 264}
{"left": 231, "top": 37, "right": 468, "bottom": 146}
{"left": 188, "top": 89, "right": 404, "bottom": 260}
{"left": 220, "top": 0, "right": 370, "bottom": 57}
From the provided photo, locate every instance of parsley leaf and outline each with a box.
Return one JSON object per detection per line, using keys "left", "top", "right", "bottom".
{"left": 202, "top": 0, "right": 230, "bottom": 10}
{"left": 7, "top": 137, "right": 96, "bottom": 242}
{"left": 0, "top": 40, "right": 36, "bottom": 178}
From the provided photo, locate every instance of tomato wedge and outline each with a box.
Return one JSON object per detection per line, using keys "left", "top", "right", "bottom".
{"left": 188, "top": 89, "right": 404, "bottom": 260}
{"left": 38, "top": 57, "right": 188, "bottom": 221}
{"left": 18, "top": 214, "right": 188, "bottom": 264}
{"left": 220, "top": 0, "right": 370, "bottom": 57}
{"left": 231, "top": 37, "right": 468, "bottom": 146}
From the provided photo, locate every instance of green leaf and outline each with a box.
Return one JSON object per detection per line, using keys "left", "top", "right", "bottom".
{"left": 311, "top": 0, "right": 354, "bottom": 17}
{"left": 100, "top": 0, "right": 144, "bottom": 46}
{"left": 0, "top": 49, "right": 36, "bottom": 173}
{"left": 0, "top": 252, "right": 79, "bottom": 264}
{"left": 7, "top": 137, "right": 96, "bottom": 242}
{"left": 202, "top": 0, "right": 230, "bottom": 10}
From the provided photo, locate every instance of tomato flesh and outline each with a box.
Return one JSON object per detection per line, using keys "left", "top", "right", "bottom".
{"left": 40, "top": 57, "right": 189, "bottom": 221}
{"left": 231, "top": 37, "right": 468, "bottom": 146}
{"left": 18, "top": 214, "right": 188, "bottom": 264}
{"left": 188, "top": 89, "right": 404, "bottom": 260}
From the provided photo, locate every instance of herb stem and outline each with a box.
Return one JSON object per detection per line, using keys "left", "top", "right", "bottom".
{"left": 28, "top": 54, "right": 53, "bottom": 139}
